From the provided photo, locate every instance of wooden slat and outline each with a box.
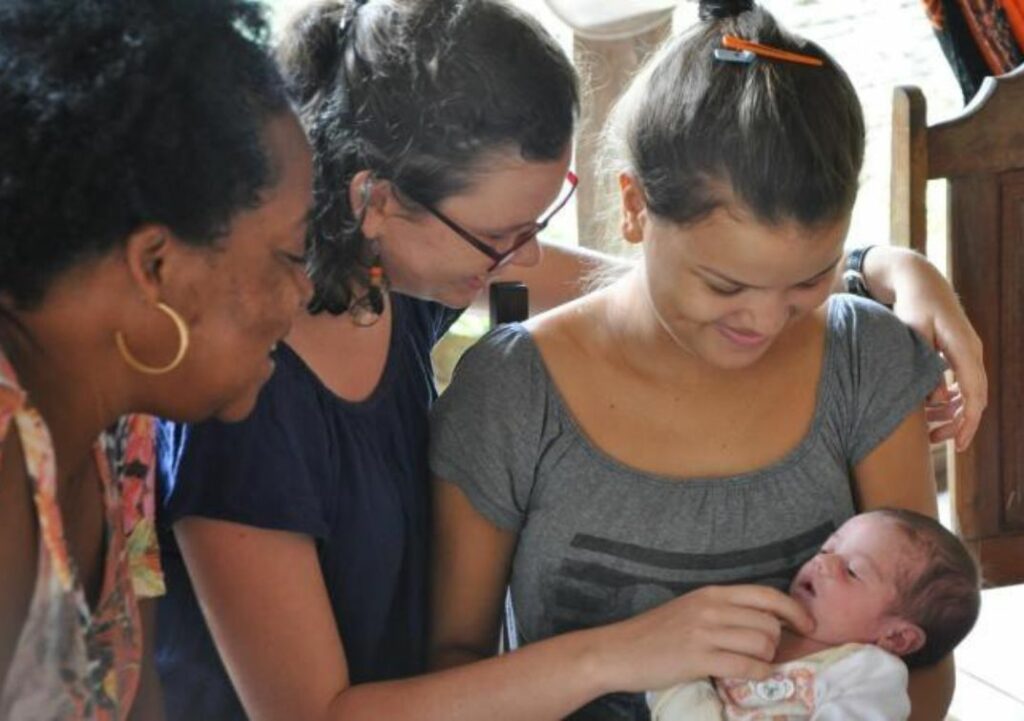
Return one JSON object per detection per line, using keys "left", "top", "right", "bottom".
{"left": 890, "top": 86, "right": 929, "bottom": 253}
{"left": 966, "top": 535, "right": 1024, "bottom": 588}
{"left": 928, "top": 65, "right": 1024, "bottom": 179}
{"left": 1000, "top": 171, "right": 1024, "bottom": 528}
{"left": 949, "top": 174, "right": 1002, "bottom": 541}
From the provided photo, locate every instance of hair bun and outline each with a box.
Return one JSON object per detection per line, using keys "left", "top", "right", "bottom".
{"left": 698, "top": 0, "right": 755, "bottom": 21}
{"left": 276, "top": 1, "right": 348, "bottom": 107}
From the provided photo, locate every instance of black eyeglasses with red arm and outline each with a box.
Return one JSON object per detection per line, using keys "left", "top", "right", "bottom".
{"left": 400, "top": 171, "right": 578, "bottom": 272}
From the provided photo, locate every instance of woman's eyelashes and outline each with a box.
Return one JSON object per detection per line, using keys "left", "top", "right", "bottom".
{"left": 706, "top": 281, "right": 744, "bottom": 296}
{"left": 277, "top": 248, "right": 309, "bottom": 267}
{"left": 704, "top": 274, "right": 829, "bottom": 297}
{"left": 795, "top": 274, "right": 830, "bottom": 290}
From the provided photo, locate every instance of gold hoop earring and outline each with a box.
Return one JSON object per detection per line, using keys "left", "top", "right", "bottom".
{"left": 115, "top": 301, "right": 190, "bottom": 375}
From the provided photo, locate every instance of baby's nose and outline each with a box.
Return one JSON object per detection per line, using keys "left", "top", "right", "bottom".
{"left": 815, "top": 553, "right": 843, "bottom": 578}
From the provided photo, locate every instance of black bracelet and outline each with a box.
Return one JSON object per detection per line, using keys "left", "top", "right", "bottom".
{"left": 843, "top": 245, "right": 877, "bottom": 300}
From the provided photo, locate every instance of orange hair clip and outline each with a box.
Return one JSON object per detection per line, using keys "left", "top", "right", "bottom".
{"left": 721, "top": 35, "right": 824, "bottom": 67}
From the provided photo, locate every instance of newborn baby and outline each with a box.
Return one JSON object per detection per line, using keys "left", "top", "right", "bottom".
{"left": 650, "top": 509, "right": 981, "bottom": 720}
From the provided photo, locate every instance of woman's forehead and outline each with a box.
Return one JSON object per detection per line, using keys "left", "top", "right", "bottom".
{"left": 441, "top": 152, "right": 571, "bottom": 229}
{"left": 664, "top": 207, "right": 847, "bottom": 284}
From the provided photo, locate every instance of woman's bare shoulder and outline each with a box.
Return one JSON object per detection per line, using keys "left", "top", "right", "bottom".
{"left": 523, "top": 290, "right": 609, "bottom": 358}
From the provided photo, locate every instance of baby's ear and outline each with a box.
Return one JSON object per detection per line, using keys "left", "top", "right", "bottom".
{"left": 876, "top": 620, "right": 926, "bottom": 657}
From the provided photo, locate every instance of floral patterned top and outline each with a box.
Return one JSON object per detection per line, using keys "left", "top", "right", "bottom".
{"left": 0, "top": 352, "right": 164, "bottom": 721}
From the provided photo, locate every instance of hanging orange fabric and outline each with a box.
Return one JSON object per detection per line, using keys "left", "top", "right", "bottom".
{"left": 922, "top": 0, "right": 945, "bottom": 29}
{"left": 955, "top": 0, "right": 1023, "bottom": 74}
{"left": 1001, "top": 0, "right": 1024, "bottom": 51}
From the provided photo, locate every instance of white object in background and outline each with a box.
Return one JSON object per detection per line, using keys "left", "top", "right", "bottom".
{"left": 543, "top": 0, "right": 677, "bottom": 40}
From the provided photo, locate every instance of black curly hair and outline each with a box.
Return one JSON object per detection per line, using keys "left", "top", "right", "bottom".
{"left": 277, "top": 0, "right": 578, "bottom": 315}
{"left": 0, "top": 0, "right": 291, "bottom": 311}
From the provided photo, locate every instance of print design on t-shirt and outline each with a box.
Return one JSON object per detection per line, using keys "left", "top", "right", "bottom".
{"left": 548, "top": 521, "right": 835, "bottom": 635}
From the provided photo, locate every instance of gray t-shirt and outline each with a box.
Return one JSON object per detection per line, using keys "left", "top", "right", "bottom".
{"left": 430, "top": 295, "right": 944, "bottom": 720}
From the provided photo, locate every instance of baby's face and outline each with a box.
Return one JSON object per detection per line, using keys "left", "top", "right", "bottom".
{"left": 789, "top": 514, "right": 922, "bottom": 647}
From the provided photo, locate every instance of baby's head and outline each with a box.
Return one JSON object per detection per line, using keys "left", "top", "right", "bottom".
{"left": 790, "top": 509, "right": 980, "bottom": 668}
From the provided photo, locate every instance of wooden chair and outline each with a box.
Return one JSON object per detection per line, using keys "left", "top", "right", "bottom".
{"left": 891, "top": 64, "right": 1024, "bottom": 587}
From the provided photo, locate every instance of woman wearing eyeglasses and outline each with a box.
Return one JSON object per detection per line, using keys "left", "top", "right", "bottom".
{"left": 155, "top": 1, "right": 983, "bottom": 720}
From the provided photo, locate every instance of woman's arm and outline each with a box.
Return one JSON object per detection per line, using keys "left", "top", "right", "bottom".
{"left": 429, "top": 476, "right": 516, "bottom": 670}
{"left": 842, "top": 245, "right": 986, "bottom": 452}
{"left": 174, "top": 517, "right": 351, "bottom": 721}
{"left": 851, "top": 407, "right": 938, "bottom": 517}
{"left": 180, "top": 512, "right": 806, "bottom": 721}
{"left": 904, "top": 657, "right": 955, "bottom": 721}
{"left": 851, "top": 407, "right": 952, "bottom": 720}
{"left": 177, "top": 515, "right": 617, "bottom": 721}
{"left": 175, "top": 493, "right": 816, "bottom": 721}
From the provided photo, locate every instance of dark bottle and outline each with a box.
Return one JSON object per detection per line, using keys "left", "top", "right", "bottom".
{"left": 488, "top": 281, "right": 529, "bottom": 327}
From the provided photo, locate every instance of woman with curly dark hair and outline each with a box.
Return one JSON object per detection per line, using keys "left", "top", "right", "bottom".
{"left": 0, "top": 0, "right": 313, "bottom": 718}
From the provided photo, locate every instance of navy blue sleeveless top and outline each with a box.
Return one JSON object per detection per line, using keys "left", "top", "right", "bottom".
{"left": 155, "top": 294, "right": 461, "bottom": 720}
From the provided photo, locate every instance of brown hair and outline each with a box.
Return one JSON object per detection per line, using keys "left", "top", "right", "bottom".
{"left": 873, "top": 508, "right": 981, "bottom": 668}
{"left": 604, "top": 0, "right": 865, "bottom": 230}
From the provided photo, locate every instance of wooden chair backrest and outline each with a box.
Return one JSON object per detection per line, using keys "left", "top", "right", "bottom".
{"left": 891, "top": 65, "right": 1024, "bottom": 586}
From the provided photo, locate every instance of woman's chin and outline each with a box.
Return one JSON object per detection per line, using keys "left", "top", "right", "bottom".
{"left": 212, "top": 393, "right": 262, "bottom": 424}
{"left": 434, "top": 285, "right": 480, "bottom": 311}
{"left": 209, "top": 362, "right": 276, "bottom": 423}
